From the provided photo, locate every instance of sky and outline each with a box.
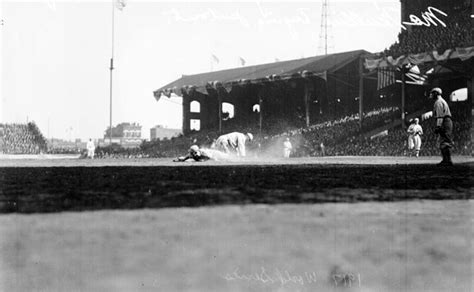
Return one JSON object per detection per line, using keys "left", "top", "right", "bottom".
{"left": 0, "top": 0, "right": 402, "bottom": 141}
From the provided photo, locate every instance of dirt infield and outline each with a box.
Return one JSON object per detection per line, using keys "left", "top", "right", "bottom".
{"left": 0, "top": 156, "right": 472, "bottom": 213}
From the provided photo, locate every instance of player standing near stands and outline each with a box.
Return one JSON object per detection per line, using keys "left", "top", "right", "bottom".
{"left": 86, "top": 138, "right": 95, "bottom": 159}
{"left": 214, "top": 132, "right": 253, "bottom": 157}
{"left": 430, "top": 87, "right": 453, "bottom": 166}
{"left": 407, "top": 118, "right": 423, "bottom": 157}
{"left": 283, "top": 137, "right": 292, "bottom": 158}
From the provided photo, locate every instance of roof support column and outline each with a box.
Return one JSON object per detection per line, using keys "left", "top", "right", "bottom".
{"left": 181, "top": 90, "right": 190, "bottom": 135}
{"left": 304, "top": 80, "right": 312, "bottom": 127}
{"left": 401, "top": 65, "right": 407, "bottom": 128}
{"left": 217, "top": 93, "right": 222, "bottom": 133}
{"left": 469, "top": 61, "right": 473, "bottom": 156}
{"left": 258, "top": 87, "right": 264, "bottom": 134}
{"left": 358, "top": 56, "right": 364, "bottom": 129}
{"left": 206, "top": 82, "right": 224, "bottom": 133}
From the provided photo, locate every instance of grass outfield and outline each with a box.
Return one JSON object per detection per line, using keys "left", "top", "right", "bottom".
{"left": 0, "top": 201, "right": 472, "bottom": 292}
{"left": 0, "top": 156, "right": 472, "bottom": 291}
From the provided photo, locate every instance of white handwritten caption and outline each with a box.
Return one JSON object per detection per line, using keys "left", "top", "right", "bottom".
{"left": 222, "top": 267, "right": 361, "bottom": 287}
{"left": 402, "top": 6, "right": 447, "bottom": 30}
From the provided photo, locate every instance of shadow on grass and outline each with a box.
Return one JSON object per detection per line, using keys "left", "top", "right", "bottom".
{"left": 0, "top": 164, "right": 472, "bottom": 213}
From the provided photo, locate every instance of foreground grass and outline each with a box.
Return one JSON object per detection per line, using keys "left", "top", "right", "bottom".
{"left": 0, "top": 200, "right": 472, "bottom": 292}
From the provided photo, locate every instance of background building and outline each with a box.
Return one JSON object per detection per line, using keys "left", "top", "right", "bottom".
{"left": 150, "top": 125, "right": 181, "bottom": 141}
{"left": 100, "top": 122, "right": 142, "bottom": 148}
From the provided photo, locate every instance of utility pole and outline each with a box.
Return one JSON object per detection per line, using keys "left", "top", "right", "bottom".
{"left": 109, "top": 0, "right": 115, "bottom": 145}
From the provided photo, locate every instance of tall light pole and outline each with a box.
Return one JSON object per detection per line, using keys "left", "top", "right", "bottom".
{"left": 318, "top": 0, "right": 333, "bottom": 55}
{"left": 109, "top": 0, "right": 116, "bottom": 145}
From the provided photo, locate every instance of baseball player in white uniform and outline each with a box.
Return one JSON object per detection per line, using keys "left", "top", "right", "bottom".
{"left": 214, "top": 132, "right": 253, "bottom": 157}
{"left": 407, "top": 118, "right": 423, "bottom": 157}
{"left": 283, "top": 137, "right": 292, "bottom": 158}
{"left": 174, "top": 145, "right": 231, "bottom": 162}
{"left": 86, "top": 139, "right": 95, "bottom": 159}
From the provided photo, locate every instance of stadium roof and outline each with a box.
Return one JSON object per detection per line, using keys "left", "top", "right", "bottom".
{"left": 154, "top": 49, "right": 369, "bottom": 100}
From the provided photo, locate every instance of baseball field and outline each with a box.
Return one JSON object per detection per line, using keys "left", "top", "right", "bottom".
{"left": 0, "top": 156, "right": 472, "bottom": 291}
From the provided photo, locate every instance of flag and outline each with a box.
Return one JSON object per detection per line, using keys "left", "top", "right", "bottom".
{"left": 211, "top": 54, "right": 219, "bottom": 64}
{"left": 153, "top": 90, "right": 161, "bottom": 102}
{"left": 116, "top": 0, "right": 126, "bottom": 11}
{"left": 405, "top": 65, "right": 427, "bottom": 85}
{"left": 317, "top": 70, "right": 327, "bottom": 81}
{"left": 405, "top": 72, "right": 427, "bottom": 85}
{"left": 456, "top": 46, "right": 474, "bottom": 61}
{"left": 364, "top": 57, "right": 382, "bottom": 70}
{"left": 239, "top": 56, "right": 246, "bottom": 66}
{"left": 377, "top": 68, "right": 396, "bottom": 90}
{"left": 370, "top": 130, "right": 388, "bottom": 140}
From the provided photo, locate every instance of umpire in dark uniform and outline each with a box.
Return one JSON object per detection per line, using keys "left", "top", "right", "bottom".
{"left": 429, "top": 87, "right": 453, "bottom": 166}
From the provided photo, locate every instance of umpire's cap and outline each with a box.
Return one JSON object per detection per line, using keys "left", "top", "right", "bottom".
{"left": 430, "top": 87, "right": 442, "bottom": 95}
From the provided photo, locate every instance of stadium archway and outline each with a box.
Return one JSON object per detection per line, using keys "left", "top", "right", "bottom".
{"left": 190, "top": 119, "right": 200, "bottom": 131}
{"left": 221, "top": 102, "right": 234, "bottom": 120}
{"left": 190, "top": 100, "right": 200, "bottom": 113}
{"left": 252, "top": 104, "right": 260, "bottom": 113}
{"left": 450, "top": 88, "right": 467, "bottom": 102}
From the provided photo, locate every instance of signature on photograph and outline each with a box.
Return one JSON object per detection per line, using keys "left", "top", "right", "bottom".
{"left": 162, "top": 5, "right": 311, "bottom": 38}
{"left": 222, "top": 267, "right": 313, "bottom": 286}
{"left": 332, "top": 272, "right": 362, "bottom": 288}
{"left": 222, "top": 267, "right": 361, "bottom": 288}
{"left": 402, "top": 6, "right": 447, "bottom": 30}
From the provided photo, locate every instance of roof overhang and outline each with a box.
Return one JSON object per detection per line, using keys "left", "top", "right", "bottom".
{"left": 153, "top": 50, "right": 369, "bottom": 100}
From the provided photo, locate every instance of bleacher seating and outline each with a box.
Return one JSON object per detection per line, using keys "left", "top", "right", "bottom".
{"left": 384, "top": 5, "right": 473, "bottom": 57}
{"left": 327, "top": 102, "right": 471, "bottom": 156}
{"left": 0, "top": 122, "right": 48, "bottom": 154}
{"left": 258, "top": 107, "right": 400, "bottom": 157}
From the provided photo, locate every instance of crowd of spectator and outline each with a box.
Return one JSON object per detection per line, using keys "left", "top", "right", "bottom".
{"left": 90, "top": 145, "right": 151, "bottom": 159}
{"left": 260, "top": 107, "right": 401, "bottom": 157}
{"left": 0, "top": 122, "right": 48, "bottom": 154}
{"left": 328, "top": 101, "right": 471, "bottom": 156}
{"left": 384, "top": 5, "right": 473, "bottom": 57}
{"left": 360, "top": 107, "right": 401, "bottom": 132}
{"left": 47, "top": 147, "right": 83, "bottom": 155}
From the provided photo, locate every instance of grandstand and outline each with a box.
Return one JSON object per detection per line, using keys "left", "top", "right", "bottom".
{"left": 0, "top": 122, "right": 48, "bottom": 154}
{"left": 97, "top": 0, "right": 473, "bottom": 159}
{"left": 146, "top": 0, "right": 472, "bottom": 160}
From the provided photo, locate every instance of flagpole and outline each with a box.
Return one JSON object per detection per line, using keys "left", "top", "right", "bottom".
{"left": 109, "top": 0, "right": 115, "bottom": 145}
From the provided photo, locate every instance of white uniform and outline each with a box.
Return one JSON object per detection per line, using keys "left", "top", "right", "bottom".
{"left": 407, "top": 122, "right": 423, "bottom": 156}
{"left": 283, "top": 139, "right": 292, "bottom": 158}
{"left": 214, "top": 132, "right": 250, "bottom": 157}
{"left": 86, "top": 139, "right": 95, "bottom": 159}
{"left": 201, "top": 148, "right": 232, "bottom": 161}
